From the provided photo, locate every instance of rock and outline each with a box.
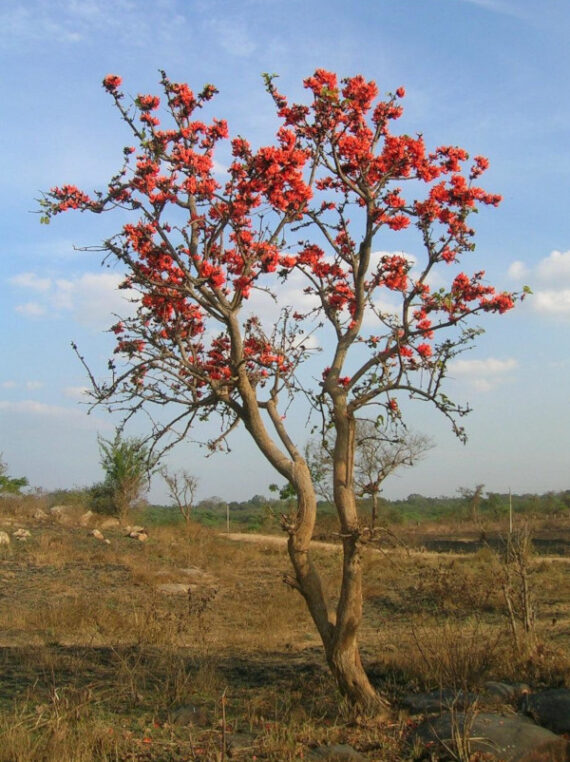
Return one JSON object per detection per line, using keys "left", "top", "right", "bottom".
{"left": 50, "top": 505, "right": 68, "bottom": 517}
{"left": 79, "top": 510, "right": 95, "bottom": 526}
{"left": 307, "top": 744, "right": 368, "bottom": 761}
{"left": 522, "top": 689, "right": 570, "bottom": 734}
{"left": 91, "top": 529, "right": 105, "bottom": 541}
{"left": 179, "top": 566, "right": 215, "bottom": 582}
{"left": 99, "top": 517, "right": 120, "bottom": 530}
{"left": 12, "top": 528, "right": 31, "bottom": 541}
{"left": 412, "top": 711, "right": 570, "bottom": 762}
{"left": 124, "top": 525, "right": 145, "bottom": 535}
{"left": 157, "top": 583, "right": 190, "bottom": 595}
{"left": 125, "top": 525, "right": 148, "bottom": 541}
{"left": 402, "top": 689, "right": 477, "bottom": 714}
{"left": 0, "top": 531, "right": 10, "bottom": 545}
{"left": 484, "top": 681, "right": 531, "bottom": 704}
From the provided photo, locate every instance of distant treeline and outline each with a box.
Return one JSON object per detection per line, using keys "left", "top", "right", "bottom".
{"left": 167, "top": 488, "right": 570, "bottom": 530}
{"left": 38, "top": 485, "right": 570, "bottom": 532}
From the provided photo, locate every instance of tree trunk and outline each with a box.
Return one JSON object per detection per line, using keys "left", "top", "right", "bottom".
{"left": 287, "top": 527, "right": 390, "bottom": 716}
{"left": 237, "top": 372, "right": 390, "bottom": 715}
{"left": 371, "top": 492, "right": 378, "bottom": 528}
{"left": 325, "top": 534, "right": 391, "bottom": 716}
{"left": 327, "top": 635, "right": 388, "bottom": 714}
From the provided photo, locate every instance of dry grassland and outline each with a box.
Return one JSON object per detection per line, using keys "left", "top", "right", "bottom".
{"left": 0, "top": 496, "right": 569, "bottom": 760}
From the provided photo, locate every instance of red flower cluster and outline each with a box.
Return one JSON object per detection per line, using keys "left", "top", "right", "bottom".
{"left": 41, "top": 69, "right": 517, "bottom": 398}
{"left": 103, "top": 74, "right": 122, "bottom": 92}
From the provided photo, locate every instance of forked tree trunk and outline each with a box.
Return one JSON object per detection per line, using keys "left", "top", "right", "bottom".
{"left": 325, "top": 536, "right": 391, "bottom": 716}
{"left": 285, "top": 438, "right": 391, "bottom": 716}
{"left": 238, "top": 375, "right": 389, "bottom": 715}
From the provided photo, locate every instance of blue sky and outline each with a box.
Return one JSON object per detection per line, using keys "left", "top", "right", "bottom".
{"left": 1, "top": 0, "right": 569, "bottom": 503}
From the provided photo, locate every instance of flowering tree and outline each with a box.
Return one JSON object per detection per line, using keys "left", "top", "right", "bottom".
{"left": 40, "top": 69, "right": 520, "bottom": 713}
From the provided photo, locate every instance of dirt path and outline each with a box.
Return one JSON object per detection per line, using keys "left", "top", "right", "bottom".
{"left": 225, "top": 531, "right": 340, "bottom": 552}
{"left": 224, "top": 531, "right": 570, "bottom": 564}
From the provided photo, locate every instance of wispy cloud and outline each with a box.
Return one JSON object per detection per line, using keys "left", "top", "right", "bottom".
{"left": 449, "top": 356, "right": 518, "bottom": 392}
{"left": 0, "top": 0, "right": 188, "bottom": 48}
{"left": 9, "top": 270, "right": 137, "bottom": 328}
{"left": 63, "top": 386, "right": 90, "bottom": 400}
{"left": 453, "top": 0, "right": 533, "bottom": 22}
{"left": 0, "top": 399, "right": 105, "bottom": 429}
{"left": 205, "top": 16, "right": 256, "bottom": 57}
{"left": 1, "top": 380, "right": 44, "bottom": 390}
{"left": 9, "top": 272, "right": 52, "bottom": 292}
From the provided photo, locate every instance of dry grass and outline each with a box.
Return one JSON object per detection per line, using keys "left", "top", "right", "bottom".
{"left": 0, "top": 496, "right": 569, "bottom": 760}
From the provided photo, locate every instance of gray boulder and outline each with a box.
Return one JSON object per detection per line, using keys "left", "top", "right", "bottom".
{"left": 307, "top": 744, "right": 368, "bottom": 761}
{"left": 412, "top": 711, "right": 569, "bottom": 761}
{"left": 522, "top": 689, "right": 570, "bottom": 734}
{"left": 484, "top": 681, "right": 531, "bottom": 704}
{"left": 402, "top": 689, "right": 477, "bottom": 714}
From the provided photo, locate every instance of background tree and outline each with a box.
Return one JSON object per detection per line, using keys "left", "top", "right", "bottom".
{"left": 354, "top": 423, "right": 433, "bottom": 527}
{"left": 458, "top": 483, "right": 485, "bottom": 522}
{"left": 0, "top": 455, "right": 28, "bottom": 495}
{"left": 41, "top": 70, "right": 521, "bottom": 713}
{"left": 96, "top": 432, "right": 152, "bottom": 520}
{"left": 161, "top": 467, "right": 198, "bottom": 523}
{"left": 306, "top": 424, "right": 432, "bottom": 526}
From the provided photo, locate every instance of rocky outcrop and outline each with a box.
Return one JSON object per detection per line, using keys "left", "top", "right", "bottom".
{"left": 412, "top": 711, "right": 570, "bottom": 761}
{"left": 124, "top": 525, "right": 148, "bottom": 541}
{"left": 521, "top": 689, "right": 570, "bottom": 734}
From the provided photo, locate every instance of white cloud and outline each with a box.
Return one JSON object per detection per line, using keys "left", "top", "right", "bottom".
{"left": 536, "top": 250, "right": 570, "bottom": 282}
{"left": 72, "top": 273, "right": 137, "bottom": 326}
{"left": 25, "top": 381, "right": 44, "bottom": 390}
{"left": 0, "top": 399, "right": 102, "bottom": 429}
{"left": 451, "top": 357, "right": 518, "bottom": 375}
{"left": 15, "top": 302, "right": 46, "bottom": 317}
{"left": 0, "top": 399, "right": 113, "bottom": 431}
{"left": 11, "top": 270, "right": 137, "bottom": 328}
{"left": 508, "top": 260, "right": 530, "bottom": 280}
{"left": 533, "top": 289, "right": 570, "bottom": 316}
{"left": 63, "top": 386, "right": 90, "bottom": 400}
{"left": 449, "top": 356, "right": 518, "bottom": 392}
{"left": 509, "top": 250, "right": 570, "bottom": 319}
{"left": 9, "top": 272, "right": 52, "bottom": 292}
{"left": 1, "top": 380, "right": 44, "bottom": 391}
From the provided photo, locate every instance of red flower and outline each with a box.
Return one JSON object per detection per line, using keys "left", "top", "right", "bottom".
{"left": 417, "top": 343, "right": 432, "bottom": 358}
{"left": 103, "top": 74, "right": 122, "bottom": 92}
